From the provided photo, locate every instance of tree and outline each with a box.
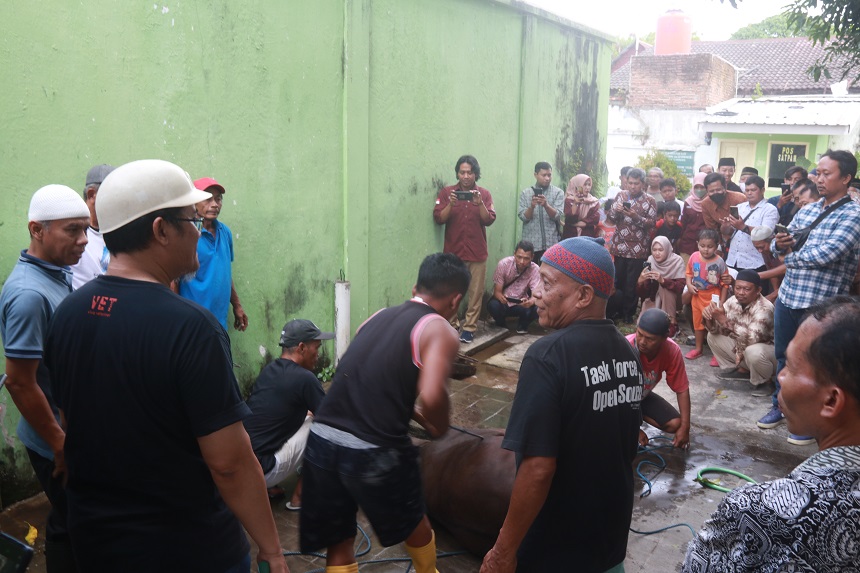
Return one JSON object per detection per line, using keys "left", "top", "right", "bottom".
{"left": 786, "top": 0, "right": 860, "bottom": 84}
{"left": 730, "top": 13, "right": 805, "bottom": 40}
{"left": 633, "top": 150, "right": 691, "bottom": 198}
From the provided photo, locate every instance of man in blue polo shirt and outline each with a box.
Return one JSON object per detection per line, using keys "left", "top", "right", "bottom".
{"left": 1, "top": 184, "right": 90, "bottom": 571}
{"left": 177, "top": 177, "right": 249, "bottom": 331}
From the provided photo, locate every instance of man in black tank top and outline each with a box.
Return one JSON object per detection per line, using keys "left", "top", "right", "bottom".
{"left": 300, "top": 253, "right": 470, "bottom": 573}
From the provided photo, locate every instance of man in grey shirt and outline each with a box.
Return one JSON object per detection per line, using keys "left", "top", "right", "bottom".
{"left": 518, "top": 161, "right": 563, "bottom": 261}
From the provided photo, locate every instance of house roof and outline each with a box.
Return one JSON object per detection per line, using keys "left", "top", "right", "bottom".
{"left": 610, "top": 37, "right": 858, "bottom": 96}
{"left": 700, "top": 95, "right": 860, "bottom": 135}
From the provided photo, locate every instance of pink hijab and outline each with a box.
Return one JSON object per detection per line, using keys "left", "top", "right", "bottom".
{"left": 566, "top": 174, "right": 599, "bottom": 221}
{"left": 685, "top": 172, "right": 707, "bottom": 213}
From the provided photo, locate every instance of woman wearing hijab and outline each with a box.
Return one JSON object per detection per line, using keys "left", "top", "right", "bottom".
{"left": 638, "top": 236, "right": 685, "bottom": 337}
{"left": 562, "top": 174, "right": 600, "bottom": 239}
{"left": 677, "top": 172, "right": 708, "bottom": 262}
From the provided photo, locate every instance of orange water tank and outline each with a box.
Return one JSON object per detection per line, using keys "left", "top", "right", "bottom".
{"left": 654, "top": 10, "right": 692, "bottom": 55}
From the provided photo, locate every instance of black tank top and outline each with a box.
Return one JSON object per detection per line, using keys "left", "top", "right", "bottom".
{"left": 314, "top": 300, "right": 438, "bottom": 448}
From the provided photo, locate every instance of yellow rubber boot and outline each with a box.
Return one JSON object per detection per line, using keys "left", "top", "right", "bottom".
{"left": 405, "top": 530, "right": 439, "bottom": 573}
{"left": 325, "top": 564, "right": 359, "bottom": 573}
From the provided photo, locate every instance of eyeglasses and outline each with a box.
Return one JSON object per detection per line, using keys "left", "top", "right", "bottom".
{"left": 167, "top": 216, "right": 204, "bottom": 231}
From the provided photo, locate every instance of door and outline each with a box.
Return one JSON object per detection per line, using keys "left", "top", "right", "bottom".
{"left": 719, "top": 140, "right": 757, "bottom": 183}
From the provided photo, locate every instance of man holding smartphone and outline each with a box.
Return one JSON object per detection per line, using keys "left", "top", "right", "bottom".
{"left": 517, "top": 161, "right": 563, "bottom": 261}
{"left": 433, "top": 155, "right": 496, "bottom": 343}
{"left": 487, "top": 241, "right": 542, "bottom": 334}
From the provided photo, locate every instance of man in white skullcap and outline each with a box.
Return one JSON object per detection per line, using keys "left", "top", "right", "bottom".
{"left": 0, "top": 184, "right": 90, "bottom": 571}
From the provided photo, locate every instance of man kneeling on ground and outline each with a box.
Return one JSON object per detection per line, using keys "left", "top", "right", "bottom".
{"left": 703, "top": 269, "right": 776, "bottom": 395}
{"left": 627, "top": 308, "right": 692, "bottom": 449}
{"left": 300, "top": 253, "right": 468, "bottom": 573}
{"left": 244, "top": 319, "right": 333, "bottom": 509}
{"left": 487, "top": 240, "right": 542, "bottom": 334}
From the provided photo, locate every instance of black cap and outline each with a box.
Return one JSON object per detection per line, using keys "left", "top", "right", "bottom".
{"left": 279, "top": 319, "right": 335, "bottom": 347}
{"left": 736, "top": 269, "right": 762, "bottom": 288}
{"left": 718, "top": 157, "right": 736, "bottom": 168}
{"left": 637, "top": 308, "right": 670, "bottom": 337}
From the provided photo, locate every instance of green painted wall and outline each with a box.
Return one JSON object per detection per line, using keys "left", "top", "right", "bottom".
{"left": 0, "top": 0, "right": 610, "bottom": 502}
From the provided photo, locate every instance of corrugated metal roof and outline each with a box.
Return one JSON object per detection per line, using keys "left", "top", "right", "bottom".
{"left": 610, "top": 38, "right": 858, "bottom": 96}
{"left": 699, "top": 95, "right": 860, "bottom": 135}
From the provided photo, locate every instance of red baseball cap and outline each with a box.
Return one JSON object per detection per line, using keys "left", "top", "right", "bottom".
{"left": 193, "top": 177, "right": 226, "bottom": 194}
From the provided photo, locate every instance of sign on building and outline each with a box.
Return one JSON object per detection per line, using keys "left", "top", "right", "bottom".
{"left": 659, "top": 150, "right": 695, "bottom": 178}
{"left": 767, "top": 143, "right": 808, "bottom": 188}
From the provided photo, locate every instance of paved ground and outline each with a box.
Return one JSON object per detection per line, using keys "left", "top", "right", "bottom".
{"left": 1, "top": 319, "right": 812, "bottom": 572}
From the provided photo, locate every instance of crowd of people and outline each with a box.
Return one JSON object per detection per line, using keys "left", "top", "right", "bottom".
{"left": 2, "top": 149, "right": 860, "bottom": 572}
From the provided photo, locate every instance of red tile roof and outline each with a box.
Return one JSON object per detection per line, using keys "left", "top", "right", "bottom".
{"left": 610, "top": 37, "right": 858, "bottom": 96}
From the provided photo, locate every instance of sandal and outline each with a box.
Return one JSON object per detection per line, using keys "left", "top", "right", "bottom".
{"left": 685, "top": 349, "right": 703, "bottom": 360}
{"left": 709, "top": 356, "right": 719, "bottom": 367}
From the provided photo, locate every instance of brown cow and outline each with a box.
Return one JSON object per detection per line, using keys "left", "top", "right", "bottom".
{"left": 418, "top": 427, "right": 515, "bottom": 557}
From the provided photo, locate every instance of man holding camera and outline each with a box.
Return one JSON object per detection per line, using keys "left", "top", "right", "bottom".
{"left": 757, "top": 150, "right": 860, "bottom": 445}
{"left": 433, "top": 155, "right": 496, "bottom": 344}
{"left": 517, "top": 162, "right": 563, "bottom": 261}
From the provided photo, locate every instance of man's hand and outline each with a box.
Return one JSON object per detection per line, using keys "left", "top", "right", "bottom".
{"left": 481, "top": 545, "right": 517, "bottom": 573}
{"left": 532, "top": 195, "right": 546, "bottom": 208}
{"left": 495, "top": 293, "right": 509, "bottom": 306}
{"left": 471, "top": 190, "right": 482, "bottom": 205}
{"left": 724, "top": 215, "right": 744, "bottom": 231}
{"left": 520, "top": 298, "right": 535, "bottom": 309}
{"left": 774, "top": 232, "right": 794, "bottom": 252}
{"left": 233, "top": 305, "right": 249, "bottom": 331}
{"left": 257, "top": 552, "right": 289, "bottom": 573}
{"left": 638, "top": 429, "right": 649, "bottom": 448}
{"left": 776, "top": 189, "right": 792, "bottom": 208}
{"left": 673, "top": 425, "right": 690, "bottom": 450}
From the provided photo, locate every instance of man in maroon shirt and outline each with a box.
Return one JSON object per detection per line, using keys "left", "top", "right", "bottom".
{"left": 433, "top": 155, "right": 496, "bottom": 343}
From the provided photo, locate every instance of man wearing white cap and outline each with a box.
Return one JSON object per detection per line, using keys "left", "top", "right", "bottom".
{"left": 69, "top": 164, "right": 114, "bottom": 289}
{"left": 0, "top": 184, "right": 90, "bottom": 571}
{"left": 43, "top": 160, "right": 287, "bottom": 573}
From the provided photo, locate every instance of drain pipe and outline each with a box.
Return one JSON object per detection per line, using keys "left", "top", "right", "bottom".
{"left": 334, "top": 280, "right": 351, "bottom": 365}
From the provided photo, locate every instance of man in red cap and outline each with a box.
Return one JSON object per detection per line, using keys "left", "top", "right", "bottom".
{"left": 176, "top": 177, "right": 249, "bottom": 332}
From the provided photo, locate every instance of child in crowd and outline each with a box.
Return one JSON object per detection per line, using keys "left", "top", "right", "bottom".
{"left": 654, "top": 201, "right": 682, "bottom": 253}
{"left": 659, "top": 178, "right": 684, "bottom": 214}
{"left": 684, "top": 228, "right": 729, "bottom": 360}
{"left": 678, "top": 173, "right": 708, "bottom": 263}
{"left": 597, "top": 201, "right": 616, "bottom": 257}
{"left": 637, "top": 236, "right": 685, "bottom": 337}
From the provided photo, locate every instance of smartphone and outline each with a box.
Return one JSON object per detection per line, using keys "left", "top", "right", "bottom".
{"left": 505, "top": 296, "right": 523, "bottom": 304}
{"left": 729, "top": 206, "right": 740, "bottom": 219}
{"left": 711, "top": 294, "right": 720, "bottom": 307}
{"left": 781, "top": 183, "right": 791, "bottom": 195}
{"left": 643, "top": 261, "right": 652, "bottom": 270}
{"left": 454, "top": 191, "right": 473, "bottom": 201}
{"left": 774, "top": 224, "right": 790, "bottom": 235}
{"left": 622, "top": 201, "right": 631, "bottom": 209}
{"left": 0, "top": 531, "right": 34, "bottom": 573}
{"left": 532, "top": 187, "right": 544, "bottom": 196}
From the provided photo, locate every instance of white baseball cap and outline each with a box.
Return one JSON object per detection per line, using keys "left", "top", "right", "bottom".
{"left": 96, "top": 160, "right": 212, "bottom": 233}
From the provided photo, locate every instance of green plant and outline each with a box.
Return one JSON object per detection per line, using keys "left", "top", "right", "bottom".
{"left": 634, "top": 149, "right": 691, "bottom": 198}
{"left": 752, "top": 83, "right": 764, "bottom": 100}
{"left": 316, "top": 364, "right": 336, "bottom": 383}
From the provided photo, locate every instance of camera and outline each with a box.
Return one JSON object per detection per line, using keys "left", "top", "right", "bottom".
{"left": 454, "top": 191, "right": 473, "bottom": 201}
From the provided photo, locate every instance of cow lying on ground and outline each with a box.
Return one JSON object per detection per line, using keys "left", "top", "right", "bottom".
{"left": 418, "top": 426, "right": 515, "bottom": 557}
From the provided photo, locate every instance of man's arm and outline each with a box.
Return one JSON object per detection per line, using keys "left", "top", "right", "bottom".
{"left": 433, "top": 189, "right": 453, "bottom": 224}
{"left": 674, "top": 389, "right": 691, "bottom": 449}
{"left": 493, "top": 283, "right": 508, "bottom": 305}
{"left": 547, "top": 188, "right": 563, "bottom": 222}
{"left": 198, "top": 422, "right": 289, "bottom": 573}
{"left": 518, "top": 189, "right": 535, "bottom": 222}
{"left": 4, "top": 357, "right": 65, "bottom": 476}
{"left": 478, "top": 191, "right": 496, "bottom": 226}
{"left": 230, "top": 281, "right": 248, "bottom": 331}
{"left": 414, "top": 319, "right": 459, "bottom": 438}
{"left": 480, "top": 455, "right": 557, "bottom": 573}
{"left": 783, "top": 210, "right": 860, "bottom": 269}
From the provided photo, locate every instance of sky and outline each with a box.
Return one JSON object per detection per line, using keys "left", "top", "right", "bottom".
{"left": 525, "top": 0, "right": 793, "bottom": 41}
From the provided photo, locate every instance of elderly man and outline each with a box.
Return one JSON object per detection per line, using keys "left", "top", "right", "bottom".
{"left": 717, "top": 157, "right": 742, "bottom": 192}
{"left": 703, "top": 270, "right": 776, "bottom": 395}
{"left": 488, "top": 240, "right": 541, "bottom": 334}
{"left": 70, "top": 164, "right": 114, "bottom": 289}
{"left": 758, "top": 149, "right": 860, "bottom": 446}
{"left": 607, "top": 167, "right": 658, "bottom": 322}
{"left": 481, "top": 237, "right": 642, "bottom": 573}
{"left": 752, "top": 227, "right": 784, "bottom": 303}
{"left": 300, "top": 253, "right": 468, "bottom": 573}
{"left": 0, "top": 184, "right": 89, "bottom": 571}
{"left": 433, "top": 155, "right": 497, "bottom": 343}
{"left": 723, "top": 175, "right": 779, "bottom": 272}
{"left": 517, "top": 162, "right": 563, "bottom": 261}
{"left": 244, "top": 319, "right": 333, "bottom": 508}
{"left": 684, "top": 296, "right": 860, "bottom": 572}
{"left": 176, "top": 177, "right": 249, "bottom": 333}
{"left": 645, "top": 167, "right": 664, "bottom": 204}
{"left": 627, "top": 309, "right": 691, "bottom": 450}
{"left": 701, "top": 172, "right": 746, "bottom": 232}
{"left": 43, "top": 160, "right": 288, "bottom": 573}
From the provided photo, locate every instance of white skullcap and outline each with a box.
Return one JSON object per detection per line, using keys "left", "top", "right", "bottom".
{"left": 28, "top": 184, "right": 90, "bottom": 222}
{"left": 750, "top": 226, "right": 774, "bottom": 242}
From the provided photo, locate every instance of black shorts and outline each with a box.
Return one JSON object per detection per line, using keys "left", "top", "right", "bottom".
{"left": 641, "top": 391, "right": 680, "bottom": 428}
{"left": 299, "top": 432, "right": 425, "bottom": 552}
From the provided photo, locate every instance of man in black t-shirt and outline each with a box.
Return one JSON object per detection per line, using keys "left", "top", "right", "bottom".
{"left": 244, "top": 319, "right": 332, "bottom": 507}
{"left": 43, "top": 160, "right": 288, "bottom": 573}
{"left": 482, "top": 237, "right": 642, "bottom": 573}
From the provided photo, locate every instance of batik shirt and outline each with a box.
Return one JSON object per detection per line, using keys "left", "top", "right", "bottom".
{"left": 704, "top": 294, "right": 774, "bottom": 363}
{"left": 683, "top": 446, "right": 860, "bottom": 572}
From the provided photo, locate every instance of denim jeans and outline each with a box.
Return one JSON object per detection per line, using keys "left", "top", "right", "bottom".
{"left": 487, "top": 298, "right": 538, "bottom": 329}
{"left": 772, "top": 297, "right": 808, "bottom": 407}
{"left": 223, "top": 552, "right": 251, "bottom": 573}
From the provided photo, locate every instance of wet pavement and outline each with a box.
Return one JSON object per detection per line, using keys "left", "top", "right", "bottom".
{"left": 2, "top": 319, "right": 813, "bottom": 572}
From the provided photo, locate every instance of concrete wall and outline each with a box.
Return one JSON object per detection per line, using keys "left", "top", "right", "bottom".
{"left": 0, "top": 0, "right": 610, "bottom": 503}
